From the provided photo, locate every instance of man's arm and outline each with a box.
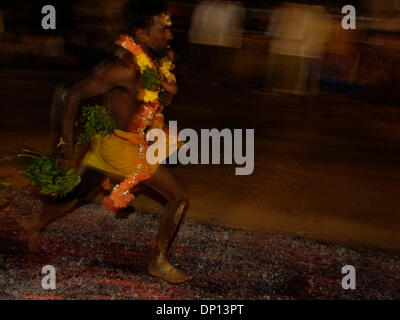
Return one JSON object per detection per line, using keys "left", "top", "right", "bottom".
{"left": 54, "top": 55, "right": 137, "bottom": 168}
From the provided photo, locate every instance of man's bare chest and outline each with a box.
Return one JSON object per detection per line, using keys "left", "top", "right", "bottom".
{"left": 104, "top": 78, "right": 143, "bottom": 130}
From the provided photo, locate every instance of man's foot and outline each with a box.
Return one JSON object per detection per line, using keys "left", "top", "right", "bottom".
{"left": 148, "top": 256, "right": 193, "bottom": 284}
{"left": 19, "top": 217, "right": 42, "bottom": 252}
{"left": 19, "top": 199, "right": 79, "bottom": 253}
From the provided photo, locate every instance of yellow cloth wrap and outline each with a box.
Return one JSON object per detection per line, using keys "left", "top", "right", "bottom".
{"left": 82, "top": 126, "right": 184, "bottom": 179}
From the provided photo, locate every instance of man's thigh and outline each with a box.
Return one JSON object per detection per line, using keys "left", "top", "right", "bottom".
{"left": 144, "top": 165, "right": 188, "bottom": 203}
{"left": 68, "top": 166, "right": 105, "bottom": 200}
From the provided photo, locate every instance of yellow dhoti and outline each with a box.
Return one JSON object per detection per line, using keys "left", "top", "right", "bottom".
{"left": 81, "top": 126, "right": 183, "bottom": 179}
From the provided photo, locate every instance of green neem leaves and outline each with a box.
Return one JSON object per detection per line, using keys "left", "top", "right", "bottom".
{"left": 19, "top": 150, "right": 81, "bottom": 198}
{"left": 76, "top": 105, "right": 118, "bottom": 145}
{"left": 142, "top": 67, "right": 160, "bottom": 91}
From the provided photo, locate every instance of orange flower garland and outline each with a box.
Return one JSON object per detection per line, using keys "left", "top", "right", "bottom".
{"left": 101, "top": 35, "right": 175, "bottom": 212}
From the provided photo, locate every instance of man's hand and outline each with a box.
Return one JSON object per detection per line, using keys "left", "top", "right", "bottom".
{"left": 56, "top": 144, "right": 76, "bottom": 173}
{"left": 159, "top": 90, "right": 174, "bottom": 106}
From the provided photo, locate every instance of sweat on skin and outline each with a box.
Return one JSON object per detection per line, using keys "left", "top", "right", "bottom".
{"left": 146, "top": 121, "right": 255, "bottom": 175}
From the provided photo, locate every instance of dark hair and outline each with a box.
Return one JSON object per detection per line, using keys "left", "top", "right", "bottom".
{"left": 123, "top": 0, "right": 168, "bottom": 33}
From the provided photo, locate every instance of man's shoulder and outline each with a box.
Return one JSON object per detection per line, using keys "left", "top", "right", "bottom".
{"left": 114, "top": 48, "right": 137, "bottom": 70}
{"left": 94, "top": 49, "right": 138, "bottom": 82}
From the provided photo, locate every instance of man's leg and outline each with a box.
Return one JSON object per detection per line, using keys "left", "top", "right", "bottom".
{"left": 144, "top": 165, "right": 192, "bottom": 284}
{"left": 21, "top": 167, "right": 105, "bottom": 252}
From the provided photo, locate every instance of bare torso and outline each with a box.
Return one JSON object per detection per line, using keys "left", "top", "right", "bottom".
{"left": 103, "top": 50, "right": 143, "bottom": 131}
{"left": 56, "top": 47, "right": 173, "bottom": 164}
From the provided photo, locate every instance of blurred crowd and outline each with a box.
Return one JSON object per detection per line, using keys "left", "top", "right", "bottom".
{"left": 1, "top": 0, "right": 400, "bottom": 98}
{"left": 186, "top": 0, "right": 400, "bottom": 97}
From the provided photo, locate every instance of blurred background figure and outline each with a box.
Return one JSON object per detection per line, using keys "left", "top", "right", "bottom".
{"left": 266, "top": 2, "right": 305, "bottom": 94}
{"left": 356, "top": 0, "right": 400, "bottom": 100}
{"left": 189, "top": 0, "right": 245, "bottom": 83}
{"left": 365, "top": 0, "right": 400, "bottom": 32}
{"left": 322, "top": 6, "right": 360, "bottom": 96}
{"left": 265, "top": 2, "right": 332, "bottom": 95}
{"left": 0, "top": 0, "right": 399, "bottom": 100}
{"left": 189, "top": 0, "right": 244, "bottom": 48}
{"left": 297, "top": 5, "right": 332, "bottom": 95}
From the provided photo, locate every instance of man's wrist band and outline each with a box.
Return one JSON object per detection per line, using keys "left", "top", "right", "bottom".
{"left": 57, "top": 137, "right": 74, "bottom": 148}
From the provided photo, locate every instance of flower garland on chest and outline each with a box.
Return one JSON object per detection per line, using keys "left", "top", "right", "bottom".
{"left": 102, "top": 34, "right": 176, "bottom": 212}
{"left": 117, "top": 34, "right": 175, "bottom": 134}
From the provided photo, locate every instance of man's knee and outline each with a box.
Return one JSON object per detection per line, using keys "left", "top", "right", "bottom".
{"left": 170, "top": 188, "right": 189, "bottom": 208}
{"left": 66, "top": 168, "right": 104, "bottom": 201}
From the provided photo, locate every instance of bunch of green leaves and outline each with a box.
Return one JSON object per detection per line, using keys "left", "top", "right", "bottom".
{"left": 19, "top": 150, "right": 81, "bottom": 198}
{"left": 75, "top": 105, "right": 118, "bottom": 145}
{"left": 142, "top": 67, "right": 160, "bottom": 90}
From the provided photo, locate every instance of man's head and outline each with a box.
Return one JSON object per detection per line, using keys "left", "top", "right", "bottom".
{"left": 123, "top": 0, "right": 173, "bottom": 57}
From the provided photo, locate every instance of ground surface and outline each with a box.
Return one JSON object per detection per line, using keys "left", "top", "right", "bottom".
{"left": 0, "top": 188, "right": 399, "bottom": 300}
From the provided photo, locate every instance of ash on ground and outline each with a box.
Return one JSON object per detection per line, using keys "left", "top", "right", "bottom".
{"left": 0, "top": 188, "right": 399, "bottom": 300}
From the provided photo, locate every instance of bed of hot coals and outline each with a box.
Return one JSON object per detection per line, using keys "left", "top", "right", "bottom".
{"left": 0, "top": 188, "right": 399, "bottom": 300}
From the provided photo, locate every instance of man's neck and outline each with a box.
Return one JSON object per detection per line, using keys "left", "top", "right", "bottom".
{"left": 143, "top": 47, "right": 158, "bottom": 61}
{"left": 133, "top": 37, "right": 159, "bottom": 61}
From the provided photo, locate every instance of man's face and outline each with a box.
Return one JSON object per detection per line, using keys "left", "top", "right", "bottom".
{"left": 142, "top": 13, "right": 173, "bottom": 57}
